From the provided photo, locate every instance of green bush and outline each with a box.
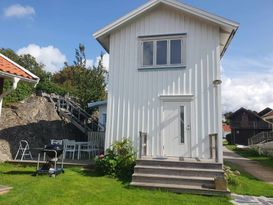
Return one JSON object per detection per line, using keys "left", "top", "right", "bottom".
{"left": 3, "top": 80, "right": 34, "bottom": 106}
{"left": 36, "top": 81, "right": 67, "bottom": 96}
{"left": 95, "top": 139, "right": 136, "bottom": 181}
{"left": 224, "top": 165, "right": 239, "bottom": 186}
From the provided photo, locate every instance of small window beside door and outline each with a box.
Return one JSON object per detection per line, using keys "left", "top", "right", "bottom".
{"left": 139, "top": 34, "right": 186, "bottom": 69}
{"left": 180, "top": 106, "right": 185, "bottom": 144}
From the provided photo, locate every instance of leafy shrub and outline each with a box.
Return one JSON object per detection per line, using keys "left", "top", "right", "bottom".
{"left": 226, "top": 133, "right": 233, "bottom": 145}
{"left": 95, "top": 139, "right": 136, "bottom": 181}
{"left": 36, "top": 81, "right": 67, "bottom": 96}
{"left": 224, "top": 165, "right": 240, "bottom": 186}
{"left": 3, "top": 80, "right": 34, "bottom": 106}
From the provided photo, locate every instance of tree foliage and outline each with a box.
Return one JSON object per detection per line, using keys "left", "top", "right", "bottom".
{"left": 0, "top": 44, "right": 107, "bottom": 109}
{"left": 53, "top": 44, "right": 107, "bottom": 108}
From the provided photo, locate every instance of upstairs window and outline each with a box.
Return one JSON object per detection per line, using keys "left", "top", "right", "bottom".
{"left": 139, "top": 34, "right": 186, "bottom": 69}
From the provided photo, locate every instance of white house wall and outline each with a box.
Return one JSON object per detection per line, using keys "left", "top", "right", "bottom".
{"left": 105, "top": 5, "right": 222, "bottom": 160}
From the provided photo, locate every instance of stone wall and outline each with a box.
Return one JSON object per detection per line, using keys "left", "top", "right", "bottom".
{"left": 0, "top": 95, "right": 85, "bottom": 161}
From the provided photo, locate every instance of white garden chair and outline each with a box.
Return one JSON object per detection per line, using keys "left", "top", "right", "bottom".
{"left": 79, "top": 141, "right": 100, "bottom": 159}
{"left": 14, "top": 140, "right": 33, "bottom": 161}
{"left": 63, "top": 139, "right": 76, "bottom": 160}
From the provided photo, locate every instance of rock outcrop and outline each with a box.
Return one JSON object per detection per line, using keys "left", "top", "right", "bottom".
{"left": 0, "top": 95, "right": 84, "bottom": 161}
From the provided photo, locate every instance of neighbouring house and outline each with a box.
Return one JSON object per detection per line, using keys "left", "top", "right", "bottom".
{"left": 94, "top": 0, "right": 239, "bottom": 194}
{"left": 260, "top": 109, "right": 273, "bottom": 124}
{"left": 88, "top": 100, "right": 107, "bottom": 130}
{"left": 0, "top": 53, "right": 39, "bottom": 117}
{"left": 258, "top": 107, "right": 272, "bottom": 118}
{"left": 228, "top": 107, "right": 272, "bottom": 145}
{"left": 222, "top": 123, "right": 231, "bottom": 139}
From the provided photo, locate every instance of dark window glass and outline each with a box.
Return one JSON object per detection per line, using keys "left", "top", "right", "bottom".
{"left": 180, "top": 106, "right": 185, "bottom": 143}
{"left": 156, "top": 40, "right": 167, "bottom": 65}
{"left": 143, "top": 41, "right": 153, "bottom": 66}
{"left": 171, "top": 40, "right": 182, "bottom": 64}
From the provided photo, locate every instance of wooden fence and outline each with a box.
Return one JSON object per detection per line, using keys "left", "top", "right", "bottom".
{"left": 88, "top": 131, "right": 105, "bottom": 152}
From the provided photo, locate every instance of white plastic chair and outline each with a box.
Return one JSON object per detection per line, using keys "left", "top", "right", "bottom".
{"left": 63, "top": 139, "right": 76, "bottom": 160}
{"left": 14, "top": 140, "right": 33, "bottom": 161}
{"left": 79, "top": 141, "right": 100, "bottom": 159}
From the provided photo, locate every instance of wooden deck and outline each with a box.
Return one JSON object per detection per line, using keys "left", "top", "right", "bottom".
{"left": 7, "top": 159, "right": 94, "bottom": 168}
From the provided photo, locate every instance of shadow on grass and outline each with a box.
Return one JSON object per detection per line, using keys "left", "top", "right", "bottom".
{"left": 70, "top": 167, "right": 132, "bottom": 186}
{"left": 2, "top": 170, "right": 36, "bottom": 175}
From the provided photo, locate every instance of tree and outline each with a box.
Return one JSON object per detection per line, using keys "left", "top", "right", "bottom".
{"left": 223, "top": 111, "right": 233, "bottom": 124}
{"left": 74, "top": 43, "right": 86, "bottom": 67}
{"left": 53, "top": 44, "right": 107, "bottom": 109}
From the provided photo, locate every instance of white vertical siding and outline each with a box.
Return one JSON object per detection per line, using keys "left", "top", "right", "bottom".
{"left": 105, "top": 5, "right": 221, "bottom": 159}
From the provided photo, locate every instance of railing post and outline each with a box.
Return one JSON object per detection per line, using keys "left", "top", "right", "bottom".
{"left": 209, "top": 133, "right": 218, "bottom": 162}
{"left": 139, "top": 132, "right": 147, "bottom": 159}
{"left": 139, "top": 132, "right": 143, "bottom": 159}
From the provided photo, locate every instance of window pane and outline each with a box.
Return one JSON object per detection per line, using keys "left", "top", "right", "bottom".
{"left": 171, "top": 40, "right": 182, "bottom": 64}
{"left": 143, "top": 41, "right": 153, "bottom": 66}
{"left": 180, "top": 106, "right": 185, "bottom": 143}
{"left": 156, "top": 40, "right": 167, "bottom": 65}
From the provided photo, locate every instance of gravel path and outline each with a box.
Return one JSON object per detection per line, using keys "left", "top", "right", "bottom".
{"left": 223, "top": 146, "right": 273, "bottom": 184}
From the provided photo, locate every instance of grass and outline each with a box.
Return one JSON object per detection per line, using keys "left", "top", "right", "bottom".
{"left": 225, "top": 144, "right": 273, "bottom": 169}
{"left": 225, "top": 161, "right": 273, "bottom": 197}
{"left": 0, "top": 163, "right": 232, "bottom": 205}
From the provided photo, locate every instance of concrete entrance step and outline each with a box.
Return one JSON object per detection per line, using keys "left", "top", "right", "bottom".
{"left": 134, "top": 165, "right": 225, "bottom": 178}
{"left": 136, "top": 159, "right": 222, "bottom": 170}
{"left": 130, "top": 182, "right": 230, "bottom": 196}
{"left": 132, "top": 173, "right": 215, "bottom": 188}
{"left": 0, "top": 185, "right": 12, "bottom": 195}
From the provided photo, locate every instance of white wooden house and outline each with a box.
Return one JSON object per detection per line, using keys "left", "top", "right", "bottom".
{"left": 94, "top": 0, "right": 238, "bottom": 195}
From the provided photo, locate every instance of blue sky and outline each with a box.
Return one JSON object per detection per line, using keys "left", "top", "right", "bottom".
{"left": 1, "top": 0, "right": 273, "bottom": 111}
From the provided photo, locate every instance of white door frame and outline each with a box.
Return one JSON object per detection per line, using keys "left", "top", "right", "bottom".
{"left": 159, "top": 95, "right": 195, "bottom": 157}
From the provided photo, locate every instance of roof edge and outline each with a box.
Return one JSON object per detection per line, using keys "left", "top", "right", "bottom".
{"left": 93, "top": 0, "right": 239, "bottom": 39}
{"left": 0, "top": 53, "right": 40, "bottom": 81}
{"left": 0, "top": 71, "right": 39, "bottom": 83}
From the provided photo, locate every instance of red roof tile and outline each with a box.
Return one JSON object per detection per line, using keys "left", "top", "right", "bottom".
{"left": 0, "top": 54, "right": 37, "bottom": 80}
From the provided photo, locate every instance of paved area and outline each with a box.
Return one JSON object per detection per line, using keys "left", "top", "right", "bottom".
{"left": 231, "top": 194, "right": 273, "bottom": 205}
{"left": 223, "top": 146, "right": 273, "bottom": 184}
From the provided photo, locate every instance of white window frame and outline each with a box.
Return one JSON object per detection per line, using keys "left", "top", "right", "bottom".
{"left": 138, "top": 34, "right": 187, "bottom": 69}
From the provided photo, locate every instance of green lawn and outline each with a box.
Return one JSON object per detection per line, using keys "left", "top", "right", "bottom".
{"left": 0, "top": 163, "right": 231, "bottom": 205}
{"left": 225, "top": 161, "right": 273, "bottom": 197}
{"left": 225, "top": 144, "right": 273, "bottom": 169}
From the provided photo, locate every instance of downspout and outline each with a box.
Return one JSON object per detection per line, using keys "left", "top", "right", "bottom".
{"left": 0, "top": 77, "right": 20, "bottom": 117}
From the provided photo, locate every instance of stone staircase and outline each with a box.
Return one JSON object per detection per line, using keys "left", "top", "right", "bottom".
{"left": 130, "top": 159, "right": 229, "bottom": 196}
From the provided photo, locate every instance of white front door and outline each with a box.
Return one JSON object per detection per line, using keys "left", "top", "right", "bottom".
{"left": 162, "top": 101, "right": 191, "bottom": 157}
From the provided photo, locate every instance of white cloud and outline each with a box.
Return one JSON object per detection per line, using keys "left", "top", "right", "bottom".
{"left": 222, "top": 55, "right": 273, "bottom": 113}
{"left": 86, "top": 59, "right": 94, "bottom": 67}
{"left": 95, "top": 53, "right": 109, "bottom": 71}
{"left": 17, "top": 44, "right": 67, "bottom": 73}
{"left": 4, "top": 4, "right": 35, "bottom": 18}
{"left": 87, "top": 53, "right": 109, "bottom": 70}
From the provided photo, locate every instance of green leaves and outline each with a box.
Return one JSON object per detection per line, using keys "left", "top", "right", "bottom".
{"left": 95, "top": 139, "right": 136, "bottom": 182}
